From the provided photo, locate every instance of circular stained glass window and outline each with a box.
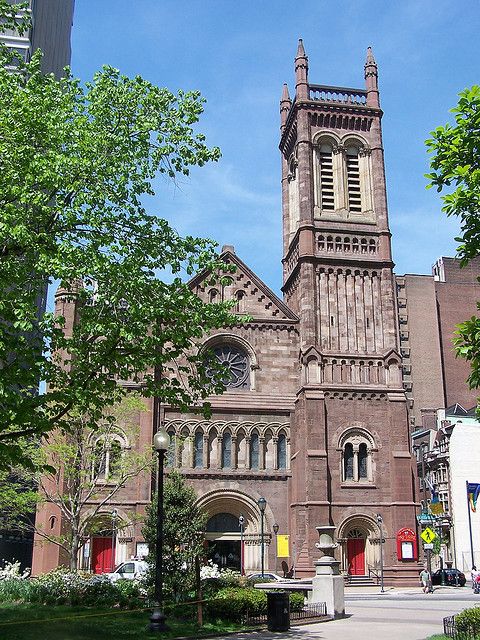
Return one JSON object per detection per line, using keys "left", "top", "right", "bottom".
{"left": 206, "top": 345, "right": 250, "bottom": 389}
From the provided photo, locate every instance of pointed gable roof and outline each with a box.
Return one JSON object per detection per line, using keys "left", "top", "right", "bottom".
{"left": 189, "top": 246, "right": 298, "bottom": 323}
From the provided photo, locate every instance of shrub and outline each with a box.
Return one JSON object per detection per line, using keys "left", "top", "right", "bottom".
{"left": 289, "top": 592, "right": 305, "bottom": 612}
{"left": 0, "top": 568, "right": 145, "bottom": 608}
{"left": 204, "top": 587, "right": 304, "bottom": 622}
{"left": 0, "top": 560, "right": 30, "bottom": 580}
{"left": 455, "top": 606, "right": 480, "bottom": 636}
{"left": 115, "top": 578, "right": 145, "bottom": 609}
{"left": 0, "top": 577, "right": 31, "bottom": 602}
{"left": 205, "top": 587, "right": 267, "bottom": 622}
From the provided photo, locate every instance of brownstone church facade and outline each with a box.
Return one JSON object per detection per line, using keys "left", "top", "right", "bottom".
{"left": 32, "top": 42, "right": 421, "bottom": 583}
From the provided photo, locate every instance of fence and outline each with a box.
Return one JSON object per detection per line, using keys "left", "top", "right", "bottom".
{"left": 443, "top": 614, "right": 480, "bottom": 639}
{"left": 246, "top": 602, "right": 327, "bottom": 626}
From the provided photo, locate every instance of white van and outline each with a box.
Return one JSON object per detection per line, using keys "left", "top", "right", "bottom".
{"left": 106, "top": 559, "right": 148, "bottom": 582}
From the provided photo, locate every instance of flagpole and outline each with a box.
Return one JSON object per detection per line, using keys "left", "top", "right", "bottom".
{"left": 467, "top": 480, "right": 475, "bottom": 568}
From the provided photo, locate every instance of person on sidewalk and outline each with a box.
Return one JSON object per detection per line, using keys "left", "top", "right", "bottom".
{"left": 420, "top": 567, "right": 432, "bottom": 593}
{"left": 472, "top": 566, "right": 480, "bottom": 593}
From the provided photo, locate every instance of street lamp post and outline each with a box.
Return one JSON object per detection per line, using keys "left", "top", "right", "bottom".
{"left": 273, "top": 523, "right": 279, "bottom": 576}
{"left": 239, "top": 514, "right": 245, "bottom": 576}
{"left": 257, "top": 497, "right": 267, "bottom": 578}
{"left": 111, "top": 509, "right": 118, "bottom": 572}
{"left": 376, "top": 514, "right": 385, "bottom": 593}
{"left": 149, "top": 427, "right": 170, "bottom": 633}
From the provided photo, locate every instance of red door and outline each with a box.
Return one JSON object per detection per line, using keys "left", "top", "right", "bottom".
{"left": 347, "top": 538, "right": 366, "bottom": 575}
{"left": 92, "top": 537, "right": 114, "bottom": 574}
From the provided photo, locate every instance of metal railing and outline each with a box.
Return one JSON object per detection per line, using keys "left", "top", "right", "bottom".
{"left": 444, "top": 615, "right": 456, "bottom": 637}
{"left": 443, "top": 614, "right": 479, "bottom": 639}
{"left": 368, "top": 567, "right": 381, "bottom": 584}
{"left": 246, "top": 602, "right": 327, "bottom": 625}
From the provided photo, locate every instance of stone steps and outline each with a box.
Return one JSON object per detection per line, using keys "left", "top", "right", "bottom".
{"left": 346, "top": 575, "right": 377, "bottom": 587}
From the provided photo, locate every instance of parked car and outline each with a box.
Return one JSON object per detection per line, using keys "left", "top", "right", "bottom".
{"left": 247, "top": 572, "right": 292, "bottom": 582}
{"left": 105, "top": 559, "right": 148, "bottom": 582}
{"left": 431, "top": 568, "right": 466, "bottom": 587}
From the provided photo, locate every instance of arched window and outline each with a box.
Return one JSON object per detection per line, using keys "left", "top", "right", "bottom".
{"left": 93, "top": 436, "right": 123, "bottom": 482}
{"left": 222, "top": 431, "right": 232, "bottom": 469}
{"left": 234, "top": 290, "right": 245, "bottom": 313}
{"left": 319, "top": 143, "right": 335, "bottom": 210}
{"left": 346, "top": 145, "right": 362, "bottom": 212}
{"left": 209, "top": 289, "right": 218, "bottom": 303}
{"left": 250, "top": 432, "right": 259, "bottom": 470}
{"left": 205, "top": 344, "right": 250, "bottom": 390}
{"left": 277, "top": 433, "right": 287, "bottom": 470}
{"left": 206, "top": 512, "right": 239, "bottom": 532}
{"left": 340, "top": 429, "right": 375, "bottom": 483}
{"left": 166, "top": 429, "right": 176, "bottom": 467}
{"left": 358, "top": 443, "right": 368, "bottom": 479}
{"left": 194, "top": 431, "right": 204, "bottom": 469}
{"left": 344, "top": 443, "right": 354, "bottom": 481}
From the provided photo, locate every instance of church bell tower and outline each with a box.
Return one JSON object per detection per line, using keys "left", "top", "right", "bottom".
{"left": 280, "top": 41, "right": 418, "bottom": 583}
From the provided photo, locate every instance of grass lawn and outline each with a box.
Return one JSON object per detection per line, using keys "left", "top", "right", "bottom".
{"left": 0, "top": 603, "right": 248, "bottom": 639}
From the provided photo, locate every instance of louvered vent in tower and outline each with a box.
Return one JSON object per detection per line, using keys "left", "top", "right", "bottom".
{"left": 319, "top": 144, "right": 335, "bottom": 210}
{"left": 346, "top": 146, "right": 362, "bottom": 212}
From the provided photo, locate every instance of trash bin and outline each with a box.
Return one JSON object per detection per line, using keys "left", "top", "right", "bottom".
{"left": 267, "top": 591, "right": 290, "bottom": 632}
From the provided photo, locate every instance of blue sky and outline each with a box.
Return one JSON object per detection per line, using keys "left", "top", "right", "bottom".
{"left": 71, "top": 0, "right": 478, "bottom": 295}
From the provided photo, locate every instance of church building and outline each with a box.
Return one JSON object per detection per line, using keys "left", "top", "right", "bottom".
{"left": 32, "top": 41, "right": 421, "bottom": 584}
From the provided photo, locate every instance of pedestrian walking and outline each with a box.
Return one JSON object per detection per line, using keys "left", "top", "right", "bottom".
{"left": 472, "top": 566, "right": 480, "bottom": 593}
{"left": 420, "top": 566, "right": 432, "bottom": 593}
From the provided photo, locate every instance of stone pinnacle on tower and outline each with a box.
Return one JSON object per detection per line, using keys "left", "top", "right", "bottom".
{"left": 364, "top": 46, "right": 380, "bottom": 108}
{"left": 295, "top": 38, "right": 309, "bottom": 100}
{"left": 280, "top": 83, "right": 292, "bottom": 131}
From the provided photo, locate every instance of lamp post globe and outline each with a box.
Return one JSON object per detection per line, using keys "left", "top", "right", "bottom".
{"left": 153, "top": 428, "right": 170, "bottom": 452}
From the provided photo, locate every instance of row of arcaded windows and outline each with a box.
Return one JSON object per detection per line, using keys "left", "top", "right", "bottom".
{"left": 167, "top": 430, "right": 288, "bottom": 471}
{"left": 317, "top": 235, "right": 377, "bottom": 254}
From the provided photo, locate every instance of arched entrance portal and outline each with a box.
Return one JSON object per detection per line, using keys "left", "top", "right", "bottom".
{"left": 198, "top": 490, "right": 269, "bottom": 575}
{"left": 339, "top": 516, "right": 382, "bottom": 578}
{"left": 206, "top": 512, "right": 241, "bottom": 571}
{"left": 346, "top": 529, "right": 366, "bottom": 575}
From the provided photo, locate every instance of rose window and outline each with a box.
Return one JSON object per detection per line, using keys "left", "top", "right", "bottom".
{"left": 206, "top": 345, "right": 250, "bottom": 389}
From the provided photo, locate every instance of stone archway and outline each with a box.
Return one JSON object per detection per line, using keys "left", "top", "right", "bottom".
{"left": 81, "top": 509, "right": 134, "bottom": 573}
{"left": 197, "top": 490, "right": 269, "bottom": 574}
{"left": 337, "top": 515, "right": 382, "bottom": 577}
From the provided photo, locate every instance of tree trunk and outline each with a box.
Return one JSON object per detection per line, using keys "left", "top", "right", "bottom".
{"left": 70, "top": 529, "right": 79, "bottom": 571}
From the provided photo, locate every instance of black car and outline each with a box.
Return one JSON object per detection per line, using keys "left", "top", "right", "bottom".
{"left": 431, "top": 568, "right": 466, "bottom": 586}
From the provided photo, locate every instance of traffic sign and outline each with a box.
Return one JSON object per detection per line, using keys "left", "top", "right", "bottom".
{"left": 423, "top": 543, "right": 434, "bottom": 550}
{"left": 420, "top": 527, "right": 437, "bottom": 543}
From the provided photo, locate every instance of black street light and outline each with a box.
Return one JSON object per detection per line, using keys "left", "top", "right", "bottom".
{"left": 239, "top": 514, "right": 245, "bottom": 576}
{"left": 149, "top": 427, "right": 170, "bottom": 633}
{"left": 273, "top": 523, "right": 279, "bottom": 575}
{"left": 111, "top": 509, "right": 118, "bottom": 572}
{"left": 257, "top": 497, "right": 267, "bottom": 578}
{"left": 376, "top": 514, "right": 385, "bottom": 593}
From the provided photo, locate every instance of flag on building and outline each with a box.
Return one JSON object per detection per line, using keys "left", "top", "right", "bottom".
{"left": 467, "top": 482, "right": 480, "bottom": 512}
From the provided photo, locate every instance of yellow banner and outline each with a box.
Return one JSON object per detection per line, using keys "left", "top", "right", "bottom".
{"left": 430, "top": 501, "right": 444, "bottom": 515}
{"left": 276, "top": 534, "right": 290, "bottom": 558}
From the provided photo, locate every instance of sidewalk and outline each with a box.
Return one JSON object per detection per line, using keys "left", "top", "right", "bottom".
{"left": 207, "top": 586, "right": 472, "bottom": 640}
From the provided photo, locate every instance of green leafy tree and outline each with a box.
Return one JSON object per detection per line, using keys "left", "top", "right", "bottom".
{"left": 426, "top": 86, "right": 480, "bottom": 393}
{"left": 142, "top": 470, "right": 206, "bottom": 602}
{"left": 0, "top": 394, "right": 153, "bottom": 571}
{"left": 0, "top": 4, "right": 237, "bottom": 468}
